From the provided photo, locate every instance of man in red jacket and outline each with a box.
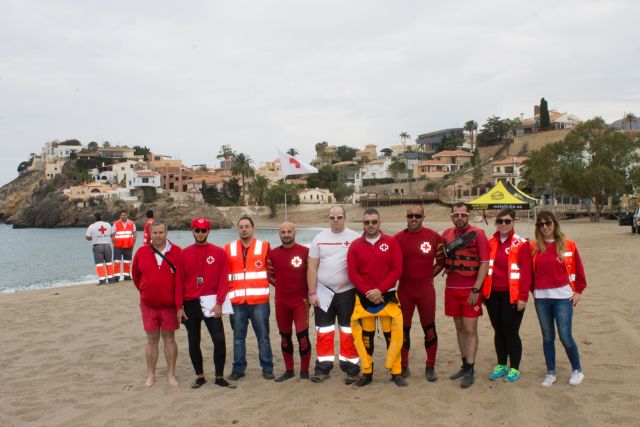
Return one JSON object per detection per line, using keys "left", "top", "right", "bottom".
{"left": 347, "top": 208, "right": 405, "bottom": 387}
{"left": 176, "top": 218, "right": 234, "bottom": 389}
{"left": 132, "top": 222, "right": 181, "bottom": 387}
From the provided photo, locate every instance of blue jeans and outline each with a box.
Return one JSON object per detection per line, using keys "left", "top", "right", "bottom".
{"left": 534, "top": 298, "right": 581, "bottom": 373}
{"left": 231, "top": 302, "right": 273, "bottom": 374}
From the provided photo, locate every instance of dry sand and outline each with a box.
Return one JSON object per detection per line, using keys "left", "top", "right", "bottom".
{"left": 1, "top": 217, "right": 639, "bottom": 426}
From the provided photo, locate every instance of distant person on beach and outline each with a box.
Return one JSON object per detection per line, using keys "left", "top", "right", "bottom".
{"left": 85, "top": 212, "right": 115, "bottom": 285}
{"left": 531, "top": 210, "right": 587, "bottom": 387}
{"left": 307, "top": 205, "right": 361, "bottom": 384}
{"left": 112, "top": 210, "right": 137, "bottom": 281}
{"left": 131, "top": 222, "right": 181, "bottom": 387}
{"left": 441, "top": 202, "right": 489, "bottom": 388}
{"left": 225, "top": 216, "right": 274, "bottom": 381}
{"left": 394, "top": 205, "right": 444, "bottom": 382}
{"left": 143, "top": 210, "right": 154, "bottom": 245}
{"left": 348, "top": 208, "right": 405, "bottom": 387}
{"left": 176, "top": 218, "right": 235, "bottom": 389}
{"left": 267, "top": 222, "right": 312, "bottom": 382}
{"left": 482, "top": 208, "right": 532, "bottom": 383}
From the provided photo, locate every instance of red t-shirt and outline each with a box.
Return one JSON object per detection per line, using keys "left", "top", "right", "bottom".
{"left": 176, "top": 243, "right": 229, "bottom": 309}
{"left": 441, "top": 225, "right": 489, "bottom": 289}
{"left": 394, "top": 227, "right": 444, "bottom": 285}
{"left": 347, "top": 233, "right": 403, "bottom": 294}
{"left": 532, "top": 242, "right": 587, "bottom": 293}
{"left": 268, "top": 243, "right": 309, "bottom": 303}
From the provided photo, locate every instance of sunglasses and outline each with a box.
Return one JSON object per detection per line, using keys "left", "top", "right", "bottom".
{"left": 450, "top": 212, "right": 470, "bottom": 218}
{"left": 193, "top": 228, "right": 209, "bottom": 233}
{"left": 363, "top": 220, "right": 379, "bottom": 225}
{"left": 329, "top": 215, "right": 344, "bottom": 221}
{"left": 406, "top": 214, "right": 423, "bottom": 219}
{"left": 496, "top": 218, "right": 513, "bottom": 225}
{"left": 537, "top": 220, "right": 554, "bottom": 228}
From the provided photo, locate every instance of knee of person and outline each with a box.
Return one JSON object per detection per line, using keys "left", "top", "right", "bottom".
{"left": 147, "top": 332, "right": 161, "bottom": 344}
{"left": 161, "top": 330, "right": 175, "bottom": 341}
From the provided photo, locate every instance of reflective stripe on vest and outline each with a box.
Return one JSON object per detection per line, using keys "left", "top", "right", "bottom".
{"left": 225, "top": 239, "right": 270, "bottom": 305}
{"left": 483, "top": 234, "right": 526, "bottom": 303}
{"left": 531, "top": 240, "right": 577, "bottom": 291}
{"left": 113, "top": 221, "right": 134, "bottom": 248}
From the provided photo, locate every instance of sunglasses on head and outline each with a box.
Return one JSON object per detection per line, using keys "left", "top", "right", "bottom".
{"left": 328, "top": 215, "right": 344, "bottom": 221}
{"left": 363, "top": 220, "right": 379, "bottom": 225}
{"left": 450, "top": 212, "right": 470, "bottom": 218}
{"left": 537, "top": 220, "right": 554, "bottom": 228}
{"left": 496, "top": 218, "right": 513, "bottom": 225}
{"left": 406, "top": 213, "right": 423, "bottom": 219}
{"left": 193, "top": 228, "right": 208, "bottom": 233}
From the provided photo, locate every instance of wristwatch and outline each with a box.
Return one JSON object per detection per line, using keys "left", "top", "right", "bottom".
{"left": 471, "top": 287, "right": 480, "bottom": 294}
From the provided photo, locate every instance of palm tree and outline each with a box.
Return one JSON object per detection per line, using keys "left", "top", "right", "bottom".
{"left": 287, "top": 148, "right": 299, "bottom": 157}
{"left": 464, "top": 120, "right": 478, "bottom": 150}
{"left": 623, "top": 112, "right": 636, "bottom": 130}
{"left": 387, "top": 158, "right": 406, "bottom": 181}
{"left": 399, "top": 132, "right": 411, "bottom": 152}
{"left": 231, "top": 153, "right": 255, "bottom": 203}
{"left": 248, "top": 174, "right": 270, "bottom": 205}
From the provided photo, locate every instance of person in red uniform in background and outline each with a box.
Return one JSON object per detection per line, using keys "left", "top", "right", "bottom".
{"left": 176, "top": 218, "right": 234, "bottom": 389}
{"left": 268, "top": 222, "right": 311, "bottom": 382}
{"left": 132, "top": 222, "right": 181, "bottom": 387}
{"left": 142, "top": 210, "right": 154, "bottom": 245}
{"left": 394, "top": 205, "right": 444, "bottom": 382}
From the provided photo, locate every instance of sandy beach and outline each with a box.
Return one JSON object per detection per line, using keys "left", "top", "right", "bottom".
{"left": 1, "top": 216, "right": 639, "bottom": 426}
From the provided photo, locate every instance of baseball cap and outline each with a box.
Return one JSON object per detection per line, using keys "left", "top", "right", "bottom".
{"left": 191, "top": 217, "right": 211, "bottom": 230}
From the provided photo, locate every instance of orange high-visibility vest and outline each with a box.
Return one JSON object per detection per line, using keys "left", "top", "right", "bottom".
{"left": 531, "top": 239, "right": 577, "bottom": 291}
{"left": 225, "top": 239, "right": 270, "bottom": 305}
{"left": 113, "top": 220, "right": 135, "bottom": 248}
{"left": 483, "top": 234, "right": 527, "bottom": 303}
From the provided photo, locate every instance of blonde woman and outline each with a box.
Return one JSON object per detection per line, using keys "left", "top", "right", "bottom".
{"left": 531, "top": 211, "right": 587, "bottom": 387}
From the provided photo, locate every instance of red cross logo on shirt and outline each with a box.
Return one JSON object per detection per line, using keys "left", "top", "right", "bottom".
{"left": 255, "top": 260, "right": 263, "bottom": 268}
{"left": 98, "top": 225, "right": 107, "bottom": 234}
{"left": 420, "top": 241, "right": 432, "bottom": 254}
{"left": 343, "top": 240, "right": 350, "bottom": 247}
{"left": 291, "top": 256, "right": 302, "bottom": 268}
{"left": 379, "top": 243, "right": 389, "bottom": 252}
{"left": 289, "top": 157, "right": 301, "bottom": 168}
{"left": 206, "top": 256, "right": 215, "bottom": 264}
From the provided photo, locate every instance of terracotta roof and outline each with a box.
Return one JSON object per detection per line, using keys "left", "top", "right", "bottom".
{"left": 367, "top": 159, "right": 385, "bottom": 165}
{"left": 433, "top": 150, "right": 472, "bottom": 157}
{"left": 135, "top": 170, "right": 160, "bottom": 177}
{"left": 492, "top": 157, "right": 528, "bottom": 166}
{"left": 332, "top": 161, "right": 358, "bottom": 167}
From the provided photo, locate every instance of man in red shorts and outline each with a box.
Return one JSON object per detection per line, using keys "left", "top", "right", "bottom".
{"left": 268, "top": 222, "right": 312, "bottom": 382}
{"left": 132, "top": 222, "right": 181, "bottom": 387}
{"left": 394, "top": 205, "right": 444, "bottom": 382}
{"left": 441, "top": 202, "right": 489, "bottom": 388}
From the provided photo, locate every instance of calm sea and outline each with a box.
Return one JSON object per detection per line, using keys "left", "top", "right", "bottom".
{"left": 0, "top": 224, "right": 322, "bottom": 293}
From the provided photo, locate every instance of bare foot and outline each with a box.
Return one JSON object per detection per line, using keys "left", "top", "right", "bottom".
{"left": 168, "top": 375, "right": 178, "bottom": 386}
{"left": 145, "top": 376, "right": 155, "bottom": 387}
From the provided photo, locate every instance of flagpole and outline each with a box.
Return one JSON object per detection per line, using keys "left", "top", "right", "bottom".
{"left": 284, "top": 176, "right": 288, "bottom": 222}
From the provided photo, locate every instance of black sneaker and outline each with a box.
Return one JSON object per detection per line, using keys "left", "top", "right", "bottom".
{"left": 401, "top": 367, "right": 411, "bottom": 378}
{"left": 355, "top": 374, "right": 373, "bottom": 387}
{"left": 262, "top": 371, "right": 275, "bottom": 380}
{"left": 300, "top": 371, "right": 310, "bottom": 380}
{"left": 274, "top": 371, "right": 294, "bottom": 382}
{"left": 123, "top": 274, "right": 132, "bottom": 281}
{"left": 310, "top": 373, "right": 330, "bottom": 383}
{"left": 214, "top": 377, "right": 236, "bottom": 388}
{"left": 227, "top": 371, "right": 245, "bottom": 381}
{"left": 344, "top": 375, "right": 358, "bottom": 385}
{"left": 391, "top": 374, "right": 408, "bottom": 387}
{"left": 98, "top": 279, "right": 106, "bottom": 286}
{"left": 449, "top": 368, "right": 466, "bottom": 380}
{"left": 461, "top": 371, "right": 475, "bottom": 388}
{"left": 426, "top": 367, "right": 439, "bottom": 382}
{"left": 191, "top": 377, "right": 207, "bottom": 389}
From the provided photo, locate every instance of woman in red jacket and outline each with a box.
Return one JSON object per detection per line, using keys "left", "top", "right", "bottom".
{"left": 531, "top": 211, "right": 586, "bottom": 387}
{"left": 482, "top": 208, "right": 532, "bottom": 383}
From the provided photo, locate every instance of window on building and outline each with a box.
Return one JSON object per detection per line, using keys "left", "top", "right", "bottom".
{"left": 142, "top": 178, "right": 149, "bottom": 183}
{"left": 505, "top": 166, "right": 514, "bottom": 174}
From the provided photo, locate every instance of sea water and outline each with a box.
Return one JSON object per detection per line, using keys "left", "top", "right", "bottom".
{"left": 0, "top": 224, "right": 322, "bottom": 293}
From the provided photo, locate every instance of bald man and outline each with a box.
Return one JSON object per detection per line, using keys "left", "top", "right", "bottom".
{"left": 268, "top": 222, "right": 312, "bottom": 382}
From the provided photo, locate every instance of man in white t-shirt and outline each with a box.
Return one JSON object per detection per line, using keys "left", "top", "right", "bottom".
{"left": 307, "top": 205, "right": 361, "bottom": 384}
{"left": 85, "top": 212, "right": 115, "bottom": 285}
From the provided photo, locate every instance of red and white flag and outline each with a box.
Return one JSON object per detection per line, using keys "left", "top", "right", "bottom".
{"left": 278, "top": 150, "right": 318, "bottom": 177}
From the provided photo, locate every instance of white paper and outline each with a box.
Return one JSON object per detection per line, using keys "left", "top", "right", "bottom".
{"left": 316, "top": 282, "right": 335, "bottom": 313}
{"left": 200, "top": 294, "right": 234, "bottom": 317}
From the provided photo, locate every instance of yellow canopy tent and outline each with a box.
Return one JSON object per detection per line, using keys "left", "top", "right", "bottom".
{"left": 468, "top": 181, "right": 536, "bottom": 210}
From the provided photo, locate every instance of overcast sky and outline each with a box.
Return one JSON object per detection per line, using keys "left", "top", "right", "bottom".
{"left": 1, "top": 0, "right": 639, "bottom": 186}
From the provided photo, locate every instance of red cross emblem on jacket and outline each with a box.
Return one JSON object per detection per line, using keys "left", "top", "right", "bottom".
{"left": 255, "top": 260, "right": 263, "bottom": 268}
{"left": 420, "top": 241, "right": 432, "bottom": 254}
{"left": 291, "top": 256, "right": 302, "bottom": 268}
{"left": 207, "top": 256, "right": 215, "bottom": 264}
{"left": 379, "top": 243, "right": 389, "bottom": 252}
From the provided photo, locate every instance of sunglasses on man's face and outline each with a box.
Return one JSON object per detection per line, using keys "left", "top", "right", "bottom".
{"left": 406, "top": 214, "right": 423, "bottom": 219}
{"left": 496, "top": 218, "right": 513, "bottom": 225}
{"left": 193, "top": 228, "right": 208, "bottom": 234}
{"left": 328, "top": 215, "right": 344, "bottom": 221}
{"left": 537, "top": 220, "right": 554, "bottom": 228}
{"left": 363, "top": 220, "right": 379, "bottom": 225}
{"left": 450, "top": 212, "right": 469, "bottom": 218}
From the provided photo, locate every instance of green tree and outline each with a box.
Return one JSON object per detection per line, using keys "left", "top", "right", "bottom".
{"left": 87, "top": 141, "right": 99, "bottom": 151}
{"left": 286, "top": 148, "right": 299, "bottom": 157}
{"left": 332, "top": 183, "right": 354, "bottom": 202}
{"left": 264, "top": 181, "right": 300, "bottom": 217}
{"left": 222, "top": 177, "right": 241, "bottom": 204}
{"left": 335, "top": 145, "right": 357, "bottom": 162}
{"left": 231, "top": 153, "right": 255, "bottom": 203}
{"left": 623, "top": 112, "right": 636, "bottom": 130}
{"left": 464, "top": 120, "right": 478, "bottom": 150}
{"left": 440, "top": 134, "right": 464, "bottom": 151}
{"left": 248, "top": 174, "right": 270, "bottom": 205}
{"left": 540, "top": 98, "right": 551, "bottom": 130}
{"left": 399, "top": 132, "right": 411, "bottom": 149}
{"left": 387, "top": 158, "right": 407, "bottom": 180}
{"left": 470, "top": 148, "right": 483, "bottom": 190}
{"left": 306, "top": 165, "right": 338, "bottom": 189}
{"left": 201, "top": 181, "right": 222, "bottom": 205}
{"left": 102, "top": 141, "right": 111, "bottom": 147}
{"left": 217, "top": 145, "right": 236, "bottom": 160}
{"left": 133, "top": 145, "right": 151, "bottom": 159}
{"left": 477, "top": 116, "right": 514, "bottom": 146}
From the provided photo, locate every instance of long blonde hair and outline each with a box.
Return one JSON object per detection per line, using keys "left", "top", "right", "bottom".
{"left": 533, "top": 210, "right": 566, "bottom": 257}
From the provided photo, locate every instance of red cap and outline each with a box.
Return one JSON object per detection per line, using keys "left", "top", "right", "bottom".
{"left": 191, "top": 218, "right": 211, "bottom": 230}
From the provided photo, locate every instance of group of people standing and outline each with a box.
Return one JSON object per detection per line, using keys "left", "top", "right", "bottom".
{"left": 92, "top": 202, "right": 586, "bottom": 390}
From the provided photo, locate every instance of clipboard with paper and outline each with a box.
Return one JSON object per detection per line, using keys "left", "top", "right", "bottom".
{"left": 316, "top": 282, "right": 335, "bottom": 313}
{"left": 200, "top": 294, "right": 234, "bottom": 317}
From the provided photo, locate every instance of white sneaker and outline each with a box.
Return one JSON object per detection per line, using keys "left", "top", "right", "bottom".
{"left": 542, "top": 374, "right": 557, "bottom": 387}
{"left": 569, "top": 370, "right": 584, "bottom": 386}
